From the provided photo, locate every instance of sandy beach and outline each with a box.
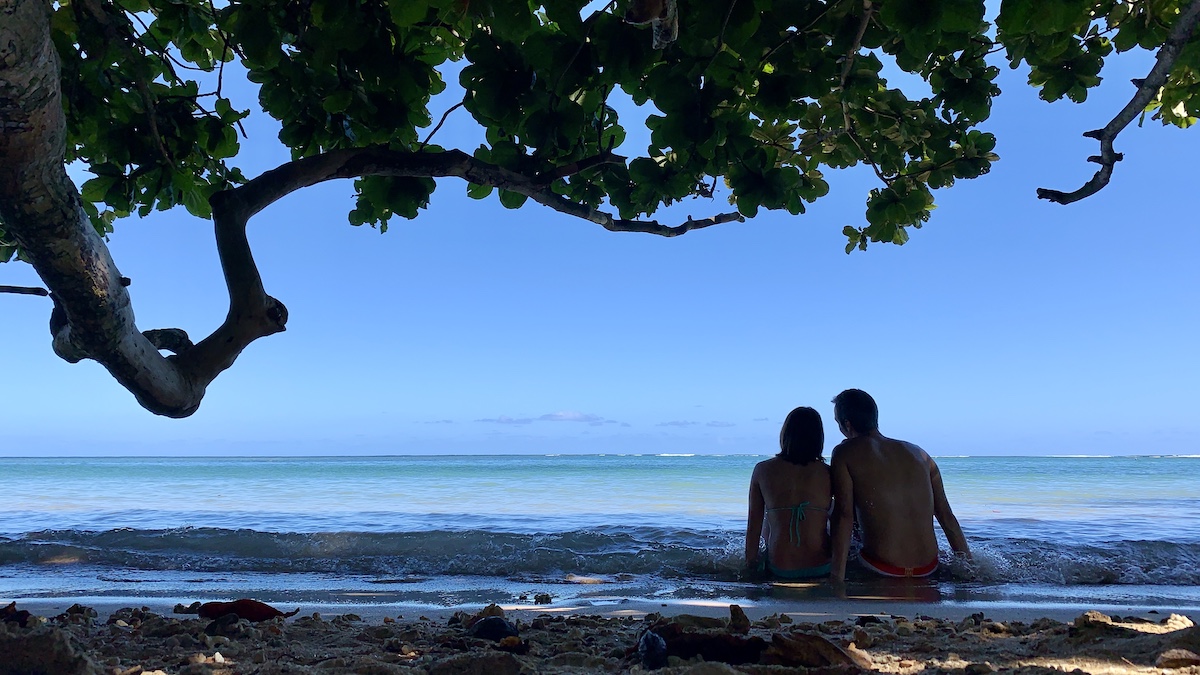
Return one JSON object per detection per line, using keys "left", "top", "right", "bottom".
{"left": 4, "top": 596, "right": 1199, "bottom": 675}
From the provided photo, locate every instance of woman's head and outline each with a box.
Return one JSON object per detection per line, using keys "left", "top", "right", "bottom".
{"left": 778, "top": 406, "right": 824, "bottom": 465}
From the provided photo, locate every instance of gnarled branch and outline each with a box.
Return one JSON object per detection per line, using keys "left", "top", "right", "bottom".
{"left": 2, "top": 0, "right": 743, "bottom": 419}
{"left": 1038, "top": 0, "right": 1200, "bottom": 204}
{"left": 212, "top": 147, "right": 744, "bottom": 238}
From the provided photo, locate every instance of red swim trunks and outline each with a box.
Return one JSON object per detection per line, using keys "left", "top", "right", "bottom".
{"left": 858, "top": 551, "right": 938, "bottom": 578}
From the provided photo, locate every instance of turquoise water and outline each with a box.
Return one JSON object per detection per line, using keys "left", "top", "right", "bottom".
{"left": 1, "top": 455, "right": 1198, "bottom": 609}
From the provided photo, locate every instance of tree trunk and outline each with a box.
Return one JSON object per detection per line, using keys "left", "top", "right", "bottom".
{"left": 0, "top": 0, "right": 205, "bottom": 416}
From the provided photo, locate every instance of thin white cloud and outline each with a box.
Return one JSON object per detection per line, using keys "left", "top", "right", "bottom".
{"left": 657, "top": 420, "right": 699, "bottom": 427}
{"left": 706, "top": 421, "right": 736, "bottom": 428}
{"left": 475, "top": 415, "right": 534, "bottom": 425}
{"left": 476, "top": 411, "right": 625, "bottom": 426}
{"left": 539, "top": 411, "right": 602, "bottom": 423}
{"left": 753, "top": 417, "right": 770, "bottom": 422}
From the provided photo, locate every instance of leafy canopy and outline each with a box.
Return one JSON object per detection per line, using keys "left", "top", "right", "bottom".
{"left": 3, "top": 0, "right": 1197, "bottom": 263}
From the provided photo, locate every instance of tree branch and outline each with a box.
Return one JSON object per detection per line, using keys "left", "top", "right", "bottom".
{"left": 0, "top": 285, "right": 49, "bottom": 296}
{"left": 1037, "top": 0, "right": 1200, "bottom": 204}
{"left": 212, "top": 147, "right": 744, "bottom": 237}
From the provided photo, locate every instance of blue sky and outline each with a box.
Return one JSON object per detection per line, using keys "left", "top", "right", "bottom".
{"left": 2, "top": 38, "right": 1197, "bottom": 457}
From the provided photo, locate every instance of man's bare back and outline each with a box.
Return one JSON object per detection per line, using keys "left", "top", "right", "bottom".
{"left": 828, "top": 390, "right": 969, "bottom": 581}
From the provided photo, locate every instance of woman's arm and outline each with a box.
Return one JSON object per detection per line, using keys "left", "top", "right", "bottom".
{"left": 745, "top": 466, "right": 766, "bottom": 566}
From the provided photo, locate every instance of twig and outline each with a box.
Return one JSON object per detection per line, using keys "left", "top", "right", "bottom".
{"left": 536, "top": 151, "right": 626, "bottom": 182}
{"left": 550, "top": 1, "right": 616, "bottom": 104}
{"left": 1038, "top": 0, "right": 1200, "bottom": 204}
{"left": 78, "top": 0, "right": 174, "bottom": 164}
{"left": 758, "top": 0, "right": 837, "bottom": 68}
{"left": 836, "top": 1, "right": 890, "bottom": 185}
{"left": 838, "top": 0, "right": 873, "bottom": 91}
{"left": 701, "top": 0, "right": 739, "bottom": 78}
{"left": 419, "top": 101, "right": 464, "bottom": 150}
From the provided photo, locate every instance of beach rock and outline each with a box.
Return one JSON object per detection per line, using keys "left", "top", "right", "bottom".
{"left": 56, "top": 604, "right": 98, "bottom": 625}
{"left": 1074, "top": 610, "right": 1113, "bottom": 627}
{"left": 1164, "top": 614, "right": 1196, "bottom": 630}
{"left": 652, "top": 625, "right": 768, "bottom": 665}
{"left": 197, "top": 599, "right": 299, "bottom": 622}
{"left": 852, "top": 626, "right": 873, "bottom": 648}
{"left": 428, "top": 650, "right": 527, "bottom": 675}
{"left": 660, "top": 614, "right": 727, "bottom": 631}
{"left": 1, "top": 601, "right": 33, "bottom": 628}
{"left": 844, "top": 641, "right": 874, "bottom": 668}
{"left": 0, "top": 626, "right": 104, "bottom": 675}
{"left": 497, "top": 635, "right": 529, "bottom": 654}
{"left": 204, "top": 613, "right": 259, "bottom": 640}
{"left": 895, "top": 621, "right": 915, "bottom": 636}
{"left": 965, "top": 662, "right": 996, "bottom": 674}
{"left": 467, "top": 615, "right": 519, "bottom": 641}
{"left": 855, "top": 615, "right": 885, "bottom": 626}
{"left": 546, "top": 651, "right": 617, "bottom": 669}
{"left": 479, "top": 603, "right": 506, "bottom": 619}
{"left": 956, "top": 612, "right": 986, "bottom": 632}
{"left": 1157, "top": 649, "right": 1200, "bottom": 668}
{"left": 639, "top": 629, "right": 669, "bottom": 669}
{"left": 762, "top": 631, "right": 860, "bottom": 668}
{"left": 141, "top": 615, "right": 190, "bottom": 638}
{"left": 728, "top": 605, "right": 750, "bottom": 634}
{"left": 174, "top": 601, "right": 202, "bottom": 615}
{"left": 533, "top": 593, "right": 552, "bottom": 604}
{"left": 669, "top": 664, "right": 741, "bottom": 674}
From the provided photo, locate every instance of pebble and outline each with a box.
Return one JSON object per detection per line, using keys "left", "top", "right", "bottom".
{"left": 1075, "top": 610, "right": 1113, "bottom": 627}
{"left": 965, "top": 662, "right": 995, "bottom": 674}
{"left": 534, "top": 593, "right": 553, "bottom": 604}
{"left": 852, "top": 626, "right": 873, "bottom": 648}
{"left": 728, "top": 604, "right": 750, "bottom": 634}
{"left": 467, "top": 616, "right": 519, "bottom": 641}
{"left": 895, "top": 621, "right": 915, "bottom": 636}
{"left": 845, "top": 641, "right": 873, "bottom": 667}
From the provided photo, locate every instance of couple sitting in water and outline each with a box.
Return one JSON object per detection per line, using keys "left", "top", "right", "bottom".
{"left": 745, "top": 389, "right": 971, "bottom": 581}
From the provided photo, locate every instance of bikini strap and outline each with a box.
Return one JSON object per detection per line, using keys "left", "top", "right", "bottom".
{"left": 789, "top": 502, "right": 809, "bottom": 544}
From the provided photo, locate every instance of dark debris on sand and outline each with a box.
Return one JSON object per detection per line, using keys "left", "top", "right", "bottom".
{"left": 0, "top": 601, "right": 1197, "bottom": 674}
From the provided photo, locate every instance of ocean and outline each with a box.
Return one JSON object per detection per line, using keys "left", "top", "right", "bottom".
{"left": 1, "top": 455, "right": 1198, "bottom": 613}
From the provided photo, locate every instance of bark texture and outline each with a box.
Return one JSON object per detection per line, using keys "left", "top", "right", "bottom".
{"left": 0, "top": 0, "right": 250, "bottom": 417}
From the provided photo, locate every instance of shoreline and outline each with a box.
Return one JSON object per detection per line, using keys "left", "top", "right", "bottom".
{"left": 11, "top": 593, "right": 1200, "bottom": 625}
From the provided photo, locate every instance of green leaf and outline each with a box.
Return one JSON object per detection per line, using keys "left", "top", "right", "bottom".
{"left": 467, "top": 182, "right": 493, "bottom": 199}
{"left": 389, "top": 0, "right": 428, "bottom": 27}
{"left": 498, "top": 189, "right": 529, "bottom": 209}
{"left": 322, "top": 91, "right": 354, "bottom": 114}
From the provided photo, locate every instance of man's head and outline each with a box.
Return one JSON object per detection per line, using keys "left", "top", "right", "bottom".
{"left": 832, "top": 389, "right": 879, "bottom": 436}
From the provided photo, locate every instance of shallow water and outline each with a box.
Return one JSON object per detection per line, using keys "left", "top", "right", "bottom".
{"left": 1, "top": 455, "right": 1198, "bottom": 610}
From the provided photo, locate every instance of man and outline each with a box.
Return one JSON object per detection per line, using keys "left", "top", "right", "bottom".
{"left": 829, "top": 389, "right": 970, "bottom": 581}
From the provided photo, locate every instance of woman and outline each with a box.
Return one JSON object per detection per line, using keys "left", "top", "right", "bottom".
{"left": 745, "top": 406, "right": 832, "bottom": 578}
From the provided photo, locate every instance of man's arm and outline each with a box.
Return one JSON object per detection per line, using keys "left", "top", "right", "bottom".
{"left": 830, "top": 447, "right": 855, "bottom": 581}
{"left": 745, "top": 466, "right": 765, "bottom": 566}
{"left": 929, "top": 458, "right": 970, "bottom": 557}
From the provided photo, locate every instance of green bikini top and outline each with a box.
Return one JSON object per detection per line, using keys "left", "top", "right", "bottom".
{"left": 766, "top": 502, "right": 828, "bottom": 545}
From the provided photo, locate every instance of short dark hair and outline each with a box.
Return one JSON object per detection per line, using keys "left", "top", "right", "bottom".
{"left": 778, "top": 406, "right": 824, "bottom": 465}
{"left": 832, "top": 389, "right": 879, "bottom": 433}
